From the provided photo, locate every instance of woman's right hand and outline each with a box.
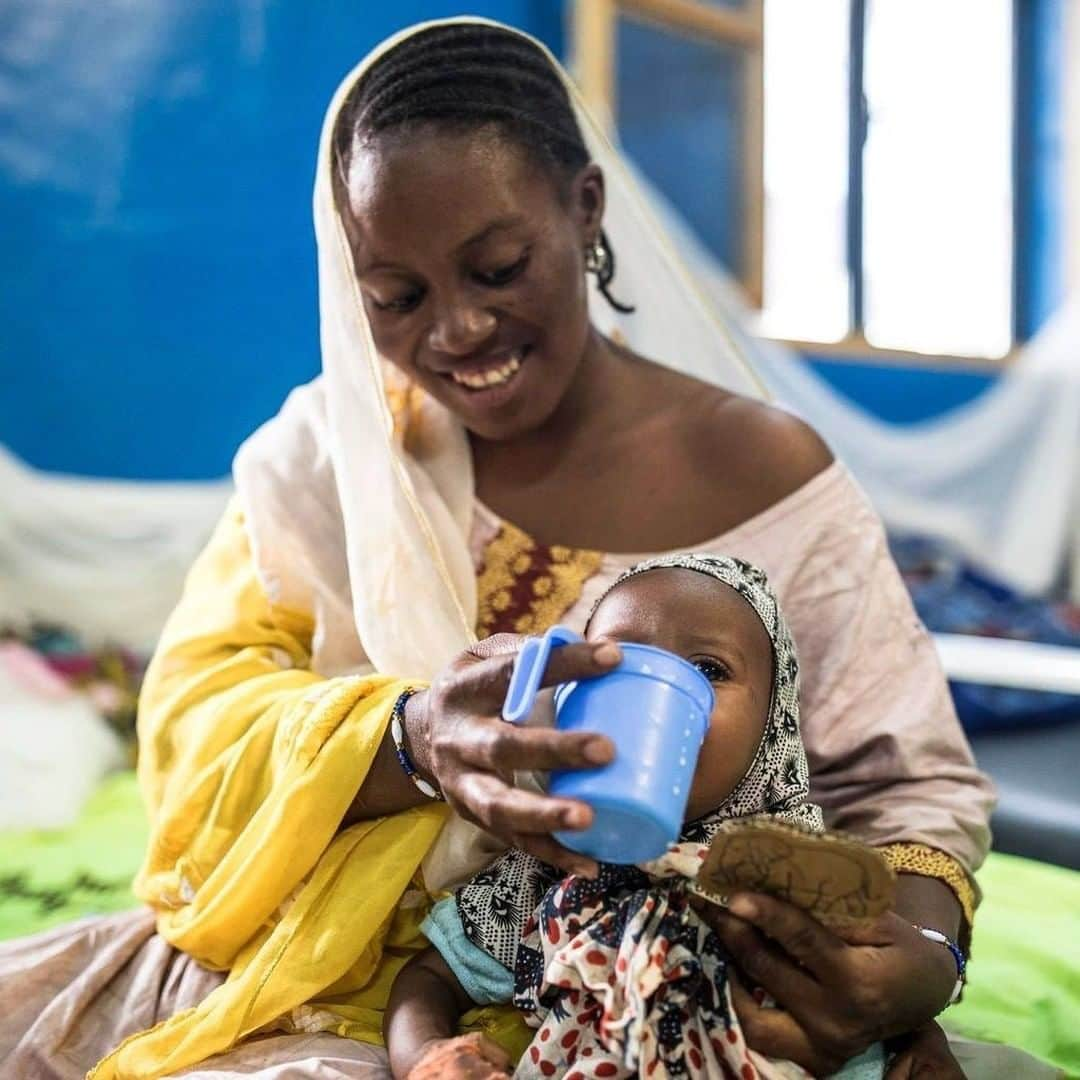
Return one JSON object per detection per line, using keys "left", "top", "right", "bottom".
{"left": 404, "top": 633, "right": 621, "bottom": 875}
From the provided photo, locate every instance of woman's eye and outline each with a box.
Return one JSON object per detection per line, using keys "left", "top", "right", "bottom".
{"left": 692, "top": 657, "right": 731, "bottom": 683}
{"left": 475, "top": 252, "right": 529, "bottom": 287}
{"left": 372, "top": 291, "right": 423, "bottom": 314}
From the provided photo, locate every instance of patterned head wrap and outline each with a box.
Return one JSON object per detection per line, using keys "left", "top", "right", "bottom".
{"left": 457, "top": 554, "right": 823, "bottom": 972}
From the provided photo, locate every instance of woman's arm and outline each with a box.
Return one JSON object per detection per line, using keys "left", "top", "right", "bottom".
{"left": 785, "top": 470, "right": 993, "bottom": 940}
{"left": 695, "top": 893, "right": 960, "bottom": 1075}
{"left": 695, "top": 464, "right": 990, "bottom": 1071}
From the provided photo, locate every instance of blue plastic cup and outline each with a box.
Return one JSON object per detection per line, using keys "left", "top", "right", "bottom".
{"left": 503, "top": 626, "right": 714, "bottom": 864}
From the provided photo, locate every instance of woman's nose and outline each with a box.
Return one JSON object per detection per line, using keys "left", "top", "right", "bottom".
{"left": 427, "top": 296, "right": 497, "bottom": 356}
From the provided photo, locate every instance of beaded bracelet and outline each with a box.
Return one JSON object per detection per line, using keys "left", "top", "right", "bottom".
{"left": 390, "top": 688, "right": 443, "bottom": 801}
{"left": 915, "top": 925, "right": 966, "bottom": 1005}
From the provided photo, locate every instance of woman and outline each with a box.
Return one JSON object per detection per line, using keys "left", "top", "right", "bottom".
{"left": 0, "top": 18, "right": 996, "bottom": 1080}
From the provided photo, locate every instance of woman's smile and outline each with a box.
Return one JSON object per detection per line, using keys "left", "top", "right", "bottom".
{"left": 441, "top": 343, "right": 532, "bottom": 411}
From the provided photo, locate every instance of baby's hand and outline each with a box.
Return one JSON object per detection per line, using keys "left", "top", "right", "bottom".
{"left": 407, "top": 1033, "right": 512, "bottom": 1079}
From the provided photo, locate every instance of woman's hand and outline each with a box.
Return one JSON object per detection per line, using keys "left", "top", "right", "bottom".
{"left": 405, "top": 633, "right": 621, "bottom": 875}
{"left": 693, "top": 893, "right": 958, "bottom": 1075}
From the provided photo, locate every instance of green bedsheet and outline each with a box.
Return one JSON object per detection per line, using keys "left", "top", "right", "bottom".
{"left": 0, "top": 772, "right": 148, "bottom": 939}
{"left": 1, "top": 773, "right": 1077, "bottom": 1076}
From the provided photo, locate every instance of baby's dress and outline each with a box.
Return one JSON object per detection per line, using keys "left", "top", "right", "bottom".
{"left": 424, "top": 842, "right": 886, "bottom": 1080}
{"left": 510, "top": 845, "right": 805, "bottom": 1080}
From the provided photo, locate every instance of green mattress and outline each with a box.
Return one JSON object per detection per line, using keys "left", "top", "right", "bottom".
{"left": 1, "top": 773, "right": 1076, "bottom": 1076}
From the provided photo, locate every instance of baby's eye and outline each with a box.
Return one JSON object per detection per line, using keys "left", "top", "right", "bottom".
{"left": 691, "top": 657, "right": 731, "bottom": 683}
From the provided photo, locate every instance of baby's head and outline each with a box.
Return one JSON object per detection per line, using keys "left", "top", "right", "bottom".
{"left": 586, "top": 555, "right": 802, "bottom": 825}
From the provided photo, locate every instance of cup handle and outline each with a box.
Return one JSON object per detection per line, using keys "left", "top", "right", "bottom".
{"left": 502, "top": 625, "right": 582, "bottom": 724}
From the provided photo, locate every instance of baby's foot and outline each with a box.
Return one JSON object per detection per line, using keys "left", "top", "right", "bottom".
{"left": 407, "top": 1033, "right": 512, "bottom": 1079}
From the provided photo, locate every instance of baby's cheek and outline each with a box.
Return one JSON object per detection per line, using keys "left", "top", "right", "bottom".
{"left": 689, "top": 735, "right": 741, "bottom": 813}
{"left": 688, "top": 703, "right": 766, "bottom": 816}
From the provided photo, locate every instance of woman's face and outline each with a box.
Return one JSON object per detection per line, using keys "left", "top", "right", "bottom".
{"left": 339, "top": 125, "right": 603, "bottom": 441}
{"left": 587, "top": 569, "right": 775, "bottom": 823}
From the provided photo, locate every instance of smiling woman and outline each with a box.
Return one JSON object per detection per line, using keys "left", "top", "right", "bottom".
{"left": 330, "top": 34, "right": 623, "bottom": 443}
{"left": 0, "top": 17, "right": 1007, "bottom": 1080}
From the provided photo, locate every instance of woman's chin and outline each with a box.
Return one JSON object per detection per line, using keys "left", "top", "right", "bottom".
{"left": 435, "top": 355, "right": 563, "bottom": 442}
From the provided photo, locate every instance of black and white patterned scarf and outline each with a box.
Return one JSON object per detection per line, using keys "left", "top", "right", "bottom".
{"left": 456, "top": 553, "right": 824, "bottom": 972}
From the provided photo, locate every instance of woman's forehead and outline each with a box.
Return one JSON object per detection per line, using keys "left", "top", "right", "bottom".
{"left": 342, "top": 127, "right": 559, "bottom": 264}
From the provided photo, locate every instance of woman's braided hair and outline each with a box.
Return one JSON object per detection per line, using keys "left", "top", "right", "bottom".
{"left": 333, "top": 22, "right": 632, "bottom": 313}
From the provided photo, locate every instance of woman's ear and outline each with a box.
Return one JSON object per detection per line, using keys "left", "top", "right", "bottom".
{"left": 570, "top": 163, "right": 606, "bottom": 247}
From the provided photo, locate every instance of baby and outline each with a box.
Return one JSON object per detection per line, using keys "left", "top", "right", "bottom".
{"left": 385, "top": 554, "right": 836, "bottom": 1080}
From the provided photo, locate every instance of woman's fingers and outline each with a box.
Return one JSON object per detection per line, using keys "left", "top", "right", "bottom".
{"left": 699, "top": 903, "right": 824, "bottom": 1011}
{"left": 453, "top": 639, "right": 621, "bottom": 715}
{"left": 455, "top": 717, "right": 614, "bottom": 774}
{"left": 449, "top": 773, "right": 598, "bottom": 875}
{"left": 538, "top": 638, "right": 622, "bottom": 688}
{"left": 512, "top": 832, "right": 599, "bottom": 878}
{"left": 453, "top": 770, "right": 591, "bottom": 834}
{"left": 723, "top": 892, "right": 852, "bottom": 983}
{"left": 729, "top": 978, "right": 840, "bottom": 1076}
{"left": 466, "top": 633, "right": 527, "bottom": 659}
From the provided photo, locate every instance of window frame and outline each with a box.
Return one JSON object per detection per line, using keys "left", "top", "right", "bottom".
{"left": 570, "top": 0, "right": 1031, "bottom": 368}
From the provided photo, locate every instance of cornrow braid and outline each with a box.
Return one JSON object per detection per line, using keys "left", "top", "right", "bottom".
{"left": 334, "top": 22, "right": 633, "bottom": 314}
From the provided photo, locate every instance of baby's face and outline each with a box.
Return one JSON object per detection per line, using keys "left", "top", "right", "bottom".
{"left": 587, "top": 568, "right": 774, "bottom": 823}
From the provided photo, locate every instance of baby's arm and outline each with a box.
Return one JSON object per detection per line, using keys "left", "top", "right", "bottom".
{"left": 384, "top": 947, "right": 510, "bottom": 1079}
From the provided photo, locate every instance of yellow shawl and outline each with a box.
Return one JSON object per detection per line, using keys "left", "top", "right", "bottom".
{"left": 90, "top": 507, "right": 529, "bottom": 1078}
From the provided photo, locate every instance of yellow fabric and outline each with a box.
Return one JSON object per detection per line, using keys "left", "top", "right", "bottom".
{"left": 89, "top": 506, "right": 527, "bottom": 1079}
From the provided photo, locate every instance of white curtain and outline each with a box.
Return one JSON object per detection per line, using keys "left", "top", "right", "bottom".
{"left": 0, "top": 445, "right": 231, "bottom": 651}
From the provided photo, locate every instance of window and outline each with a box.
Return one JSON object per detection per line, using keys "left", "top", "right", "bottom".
{"left": 572, "top": 0, "right": 1017, "bottom": 361}
{"left": 763, "top": 0, "right": 1014, "bottom": 357}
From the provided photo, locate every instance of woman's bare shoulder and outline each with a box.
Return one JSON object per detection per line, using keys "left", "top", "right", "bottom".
{"left": 693, "top": 387, "right": 835, "bottom": 504}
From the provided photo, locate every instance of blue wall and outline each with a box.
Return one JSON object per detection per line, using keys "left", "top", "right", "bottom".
{"left": 0, "top": 1, "right": 562, "bottom": 480}
{"left": 804, "top": 356, "right": 996, "bottom": 425}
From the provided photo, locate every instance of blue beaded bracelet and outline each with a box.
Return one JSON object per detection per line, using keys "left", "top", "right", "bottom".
{"left": 915, "top": 926, "right": 966, "bottom": 1004}
{"left": 390, "top": 688, "right": 442, "bottom": 801}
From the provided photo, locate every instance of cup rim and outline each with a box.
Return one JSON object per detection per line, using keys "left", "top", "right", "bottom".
{"left": 554, "top": 641, "right": 714, "bottom": 717}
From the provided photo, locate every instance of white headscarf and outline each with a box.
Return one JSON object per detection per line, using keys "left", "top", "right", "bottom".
{"left": 233, "top": 17, "right": 766, "bottom": 890}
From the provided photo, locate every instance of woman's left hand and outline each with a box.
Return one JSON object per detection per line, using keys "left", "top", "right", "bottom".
{"left": 693, "top": 893, "right": 958, "bottom": 1075}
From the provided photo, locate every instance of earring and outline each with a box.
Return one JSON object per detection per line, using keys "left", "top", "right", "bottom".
{"left": 584, "top": 238, "right": 609, "bottom": 277}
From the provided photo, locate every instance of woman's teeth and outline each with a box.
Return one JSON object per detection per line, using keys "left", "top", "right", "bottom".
{"left": 450, "top": 353, "right": 522, "bottom": 390}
